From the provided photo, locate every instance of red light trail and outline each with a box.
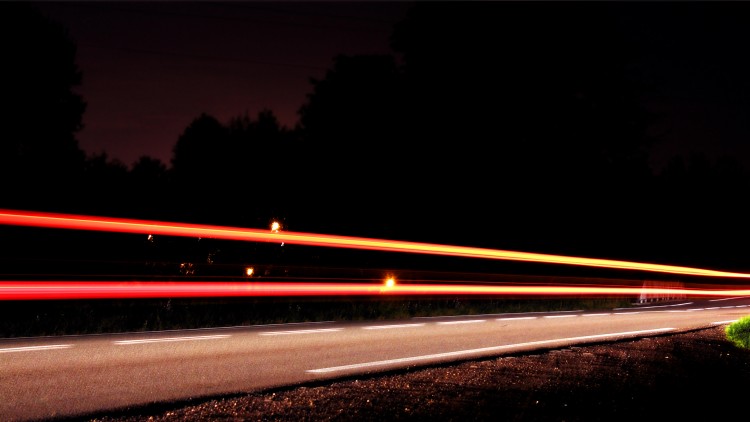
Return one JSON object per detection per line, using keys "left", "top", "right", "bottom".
{"left": 1, "top": 281, "right": 749, "bottom": 300}
{"left": 2, "top": 209, "right": 750, "bottom": 278}
{"left": 2, "top": 209, "right": 750, "bottom": 300}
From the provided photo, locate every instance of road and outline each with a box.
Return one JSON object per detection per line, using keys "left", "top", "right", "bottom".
{"left": 2, "top": 296, "right": 749, "bottom": 421}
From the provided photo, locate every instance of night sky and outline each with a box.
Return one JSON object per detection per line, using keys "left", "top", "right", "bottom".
{"left": 33, "top": 1, "right": 415, "bottom": 167}
{"left": 29, "top": 1, "right": 750, "bottom": 173}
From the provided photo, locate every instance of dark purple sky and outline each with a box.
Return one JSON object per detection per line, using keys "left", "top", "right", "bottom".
{"left": 32, "top": 2, "right": 750, "bottom": 173}
{"left": 34, "top": 1, "right": 415, "bottom": 167}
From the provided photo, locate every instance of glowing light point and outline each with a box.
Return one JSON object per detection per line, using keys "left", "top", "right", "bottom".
{"left": 245, "top": 267, "right": 254, "bottom": 277}
{"left": 270, "top": 221, "right": 281, "bottom": 233}
{"left": 385, "top": 277, "right": 396, "bottom": 288}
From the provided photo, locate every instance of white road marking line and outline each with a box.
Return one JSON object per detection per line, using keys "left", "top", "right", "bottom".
{"left": 114, "top": 334, "right": 231, "bottom": 345}
{"left": 544, "top": 315, "right": 578, "bottom": 318}
{"left": 104, "top": 320, "right": 338, "bottom": 337}
{"left": 0, "top": 344, "right": 73, "bottom": 353}
{"left": 712, "top": 320, "right": 738, "bottom": 325}
{"left": 306, "top": 328, "right": 676, "bottom": 374}
{"left": 618, "top": 302, "right": 692, "bottom": 310}
{"left": 363, "top": 324, "right": 425, "bottom": 330}
{"left": 413, "top": 310, "right": 581, "bottom": 320}
{"left": 496, "top": 316, "right": 537, "bottom": 321}
{"left": 614, "top": 312, "right": 641, "bottom": 315}
{"left": 436, "top": 320, "right": 486, "bottom": 325}
{"left": 260, "top": 328, "right": 343, "bottom": 336}
{"left": 582, "top": 313, "right": 611, "bottom": 317}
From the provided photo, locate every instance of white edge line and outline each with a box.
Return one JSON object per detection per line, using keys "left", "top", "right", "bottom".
{"left": 260, "top": 328, "right": 343, "bottom": 336}
{"left": 114, "top": 334, "right": 231, "bottom": 345}
{"left": 412, "top": 310, "right": 583, "bottom": 320}
{"left": 0, "top": 344, "right": 73, "bottom": 353}
{"left": 582, "top": 313, "right": 611, "bottom": 317}
{"left": 363, "top": 324, "right": 426, "bottom": 330}
{"left": 2, "top": 320, "right": 339, "bottom": 342}
{"left": 496, "top": 316, "right": 537, "bottom": 321}
{"left": 306, "top": 328, "right": 675, "bottom": 374}
{"left": 437, "top": 320, "right": 486, "bottom": 325}
{"left": 543, "top": 315, "right": 578, "bottom": 319}
{"left": 712, "top": 320, "right": 738, "bottom": 325}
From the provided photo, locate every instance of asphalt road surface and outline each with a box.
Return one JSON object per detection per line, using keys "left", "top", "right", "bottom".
{"left": 2, "top": 296, "right": 749, "bottom": 421}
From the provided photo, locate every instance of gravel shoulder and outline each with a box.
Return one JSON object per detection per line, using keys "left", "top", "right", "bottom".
{"left": 76, "top": 324, "right": 750, "bottom": 422}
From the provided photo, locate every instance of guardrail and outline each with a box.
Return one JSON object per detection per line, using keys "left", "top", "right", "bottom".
{"left": 636, "top": 280, "right": 686, "bottom": 304}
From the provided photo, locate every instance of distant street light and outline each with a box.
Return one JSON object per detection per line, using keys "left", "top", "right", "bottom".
{"left": 270, "top": 220, "right": 284, "bottom": 246}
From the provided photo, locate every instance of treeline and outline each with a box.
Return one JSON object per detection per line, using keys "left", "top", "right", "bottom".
{"left": 1, "top": 2, "right": 749, "bottom": 272}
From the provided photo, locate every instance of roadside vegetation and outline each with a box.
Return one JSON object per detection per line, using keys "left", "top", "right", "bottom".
{"left": 726, "top": 315, "right": 750, "bottom": 349}
{"left": 0, "top": 296, "right": 633, "bottom": 338}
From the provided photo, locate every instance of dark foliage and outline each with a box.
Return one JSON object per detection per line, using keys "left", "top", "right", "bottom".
{"left": 0, "top": 2, "right": 86, "bottom": 211}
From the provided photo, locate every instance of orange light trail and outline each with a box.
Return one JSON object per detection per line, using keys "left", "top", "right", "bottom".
{"left": 2, "top": 208, "right": 749, "bottom": 278}
{"left": 1, "top": 281, "right": 750, "bottom": 300}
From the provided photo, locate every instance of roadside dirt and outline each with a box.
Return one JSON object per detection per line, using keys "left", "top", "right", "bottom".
{"left": 80, "top": 324, "right": 750, "bottom": 422}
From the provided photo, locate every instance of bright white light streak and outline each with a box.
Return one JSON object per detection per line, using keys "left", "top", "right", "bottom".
{"left": 307, "top": 328, "right": 676, "bottom": 374}
{"left": 437, "top": 320, "right": 486, "bottom": 325}
{"left": 363, "top": 324, "right": 426, "bottom": 330}
{"left": 496, "top": 316, "right": 537, "bottom": 321}
{"left": 259, "top": 328, "right": 343, "bottom": 336}
{"left": 0, "top": 344, "right": 73, "bottom": 353}
{"left": 114, "top": 334, "right": 230, "bottom": 345}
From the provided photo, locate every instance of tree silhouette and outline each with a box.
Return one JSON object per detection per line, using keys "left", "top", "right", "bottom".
{"left": 0, "top": 3, "right": 86, "bottom": 211}
{"left": 129, "top": 155, "right": 169, "bottom": 219}
{"left": 296, "top": 54, "right": 407, "bottom": 238}
{"left": 385, "top": 2, "right": 656, "bottom": 254}
{"left": 289, "top": 3, "right": 659, "bottom": 256}
{"left": 80, "top": 152, "right": 129, "bottom": 215}
{"left": 131, "top": 155, "right": 168, "bottom": 184}
{"left": 653, "top": 152, "right": 750, "bottom": 270}
{"left": 169, "top": 113, "right": 230, "bottom": 222}
{"left": 169, "top": 110, "right": 296, "bottom": 226}
{"left": 226, "top": 109, "right": 296, "bottom": 219}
